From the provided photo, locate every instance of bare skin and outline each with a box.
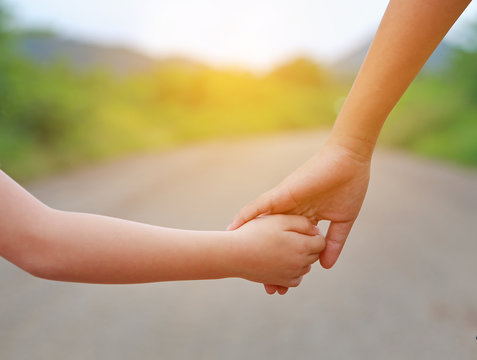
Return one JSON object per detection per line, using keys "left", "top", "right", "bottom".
{"left": 228, "top": 0, "right": 472, "bottom": 294}
{"left": 0, "top": 170, "right": 324, "bottom": 287}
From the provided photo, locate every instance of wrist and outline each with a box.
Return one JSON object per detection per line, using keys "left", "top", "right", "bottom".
{"left": 325, "top": 130, "right": 375, "bottom": 164}
{"left": 174, "top": 229, "right": 240, "bottom": 281}
{"left": 214, "top": 230, "right": 244, "bottom": 280}
{"left": 225, "top": 230, "right": 249, "bottom": 280}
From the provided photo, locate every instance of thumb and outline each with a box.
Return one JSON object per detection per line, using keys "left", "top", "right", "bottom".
{"left": 227, "top": 192, "right": 275, "bottom": 230}
{"left": 319, "top": 221, "right": 354, "bottom": 269}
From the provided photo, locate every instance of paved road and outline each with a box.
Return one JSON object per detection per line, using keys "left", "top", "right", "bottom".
{"left": 1, "top": 131, "right": 476, "bottom": 359}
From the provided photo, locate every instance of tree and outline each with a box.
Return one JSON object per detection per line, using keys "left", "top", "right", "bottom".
{"left": 268, "top": 57, "right": 328, "bottom": 87}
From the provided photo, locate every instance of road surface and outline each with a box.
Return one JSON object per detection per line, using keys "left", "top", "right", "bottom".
{"left": 1, "top": 131, "right": 476, "bottom": 359}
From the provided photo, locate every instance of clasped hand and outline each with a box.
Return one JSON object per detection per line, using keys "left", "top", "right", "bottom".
{"left": 228, "top": 141, "right": 371, "bottom": 294}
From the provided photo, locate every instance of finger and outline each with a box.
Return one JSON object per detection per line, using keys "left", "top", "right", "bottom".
{"left": 319, "top": 221, "right": 354, "bottom": 269}
{"left": 277, "top": 286, "right": 289, "bottom": 295}
{"left": 264, "top": 284, "right": 278, "bottom": 295}
{"left": 288, "top": 231, "right": 325, "bottom": 255}
{"left": 227, "top": 192, "right": 274, "bottom": 231}
{"left": 300, "top": 264, "right": 312, "bottom": 276}
{"left": 281, "top": 215, "right": 319, "bottom": 236}
{"left": 307, "top": 253, "right": 320, "bottom": 264}
{"left": 307, "top": 233, "right": 326, "bottom": 254}
{"left": 287, "top": 276, "right": 303, "bottom": 288}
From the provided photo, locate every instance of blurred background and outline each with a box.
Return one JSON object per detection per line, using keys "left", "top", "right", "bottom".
{"left": 1, "top": 0, "right": 477, "bottom": 179}
{"left": 0, "top": 1, "right": 476, "bottom": 359}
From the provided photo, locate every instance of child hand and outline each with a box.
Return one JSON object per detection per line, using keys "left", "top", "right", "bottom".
{"left": 231, "top": 214, "right": 325, "bottom": 289}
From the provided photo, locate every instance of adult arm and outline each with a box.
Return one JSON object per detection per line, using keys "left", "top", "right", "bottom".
{"left": 228, "top": 0, "right": 471, "bottom": 293}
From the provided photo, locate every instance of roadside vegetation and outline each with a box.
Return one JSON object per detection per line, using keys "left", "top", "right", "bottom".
{"left": 1, "top": 3, "right": 476, "bottom": 180}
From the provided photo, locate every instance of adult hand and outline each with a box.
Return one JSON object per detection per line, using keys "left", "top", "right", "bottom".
{"left": 226, "top": 0, "right": 471, "bottom": 295}
{"left": 227, "top": 140, "right": 371, "bottom": 294}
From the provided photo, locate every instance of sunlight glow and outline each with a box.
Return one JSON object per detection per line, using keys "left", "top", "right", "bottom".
{"left": 5, "top": 0, "right": 477, "bottom": 70}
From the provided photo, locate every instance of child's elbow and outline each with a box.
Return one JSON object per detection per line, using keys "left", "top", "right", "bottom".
{"left": 14, "top": 209, "right": 64, "bottom": 281}
{"left": 16, "top": 237, "right": 62, "bottom": 281}
{"left": 19, "top": 251, "right": 60, "bottom": 280}
{"left": 17, "top": 256, "right": 39, "bottom": 278}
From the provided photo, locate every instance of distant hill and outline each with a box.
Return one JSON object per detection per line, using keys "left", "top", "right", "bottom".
{"left": 15, "top": 32, "right": 201, "bottom": 76}
{"left": 333, "top": 37, "right": 455, "bottom": 78}
{"left": 15, "top": 31, "right": 455, "bottom": 79}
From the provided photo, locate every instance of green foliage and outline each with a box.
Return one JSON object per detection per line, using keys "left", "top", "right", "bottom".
{"left": 2, "top": 1, "right": 477, "bottom": 181}
{"left": 269, "top": 57, "right": 328, "bottom": 87}
{"left": 379, "top": 21, "right": 477, "bottom": 166}
{"left": 0, "top": 3, "right": 11, "bottom": 48}
{"left": 449, "top": 48, "right": 477, "bottom": 104}
{"left": 0, "top": 3, "right": 344, "bottom": 180}
{"left": 381, "top": 48, "right": 477, "bottom": 166}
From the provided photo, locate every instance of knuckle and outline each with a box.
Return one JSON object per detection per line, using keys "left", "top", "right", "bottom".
{"left": 259, "top": 192, "right": 273, "bottom": 209}
{"left": 243, "top": 204, "right": 256, "bottom": 217}
{"left": 310, "top": 253, "right": 320, "bottom": 264}
{"left": 297, "top": 238, "right": 311, "bottom": 254}
{"left": 291, "top": 215, "right": 308, "bottom": 229}
{"left": 274, "top": 214, "right": 288, "bottom": 228}
{"left": 301, "top": 265, "right": 312, "bottom": 275}
{"left": 316, "top": 236, "right": 327, "bottom": 252}
{"left": 287, "top": 278, "right": 302, "bottom": 288}
{"left": 267, "top": 194, "right": 277, "bottom": 212}
{"left": 291, "top": 256, "right": 307, "bottom": 271}
{"left": 302, "top": 217, "right": 314, "bottom": 229}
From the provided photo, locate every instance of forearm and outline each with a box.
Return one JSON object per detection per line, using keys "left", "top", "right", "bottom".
{"left": 328, "top": 0, "right": 471, "bottom": 159}
{"left": 13, "top": 208, "right": 237, "bottom": 284}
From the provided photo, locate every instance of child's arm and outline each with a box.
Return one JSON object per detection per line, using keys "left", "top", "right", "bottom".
{"left": 0, "top": 170, "right": 324, "bottom": 286}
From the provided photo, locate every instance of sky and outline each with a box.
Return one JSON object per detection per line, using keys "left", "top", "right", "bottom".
{"left": 5, "top": 0, "right": 477, "bottom": 71}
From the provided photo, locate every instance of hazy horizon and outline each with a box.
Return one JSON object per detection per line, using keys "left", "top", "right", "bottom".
{"left": 4, "top": 0, "right": 477, "bottom": 71}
